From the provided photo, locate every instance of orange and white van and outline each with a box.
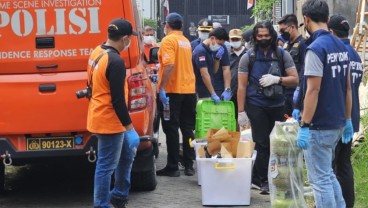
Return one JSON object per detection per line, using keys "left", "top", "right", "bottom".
{"left": 0, "top": 0, "right": 158, "bottom": 192}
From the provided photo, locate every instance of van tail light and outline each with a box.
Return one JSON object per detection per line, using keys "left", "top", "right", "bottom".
{"left": 128, "top": 72, "right": 147, "bottom": 111}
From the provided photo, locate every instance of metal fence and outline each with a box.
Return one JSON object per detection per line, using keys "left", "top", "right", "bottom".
{"left": 165, "top": 0, "right": 254, "bottom": 39}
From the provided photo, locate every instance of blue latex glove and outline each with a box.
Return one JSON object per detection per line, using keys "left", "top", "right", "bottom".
{"left": 293, "top": 86, "right": 300, "bottom": 105}
{"left": 125, "top": 128, "right": 140, "bottom": 151}
{"left": 221, "top": 89, "right": 232, "bottom": 101}
{"left": 292, "top": 109, "right": 301, "bottom": 121}
{"left": 215, "top": 46, "right": 225, "bottom": 60}
{"left": 342, "top": 119, "right": 353, "bottom": 144}
{"left": 159, "top": 89, "right": 169, "bottom": 104}
{"left": 211, "top": 93, "right": 221, "bottom": 104}
{"left": 297, "top": 127, "right": 310, "bottom": 149}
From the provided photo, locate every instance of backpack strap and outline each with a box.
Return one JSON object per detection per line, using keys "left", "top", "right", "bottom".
{"left": 88, "top": 48, "right": 114, "bottom": 87}
{"left": 248, "top": 48, "right": 256, "bottom": 75}
{"left": 274, "top": 47, "right": 285, "bottom": 76}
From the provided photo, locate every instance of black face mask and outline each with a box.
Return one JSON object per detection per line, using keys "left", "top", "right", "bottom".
{"left": 258, "top": 39, "right": 271, "bottom": 48}
{"left": 281, "top": 32, "right": 290, "bottom": 41}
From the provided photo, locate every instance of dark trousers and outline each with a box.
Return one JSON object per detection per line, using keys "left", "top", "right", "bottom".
{"left": 333, "top": 139, "right": 355, "bottom": 208}
{"left": 159, "top": 93, "right": 197, "bottom": 170}
{"left": 284, "top": 94, "right": 293, "bottom": 118}
{"left": 247, "top": 104, "right": 284, "bottom": 184}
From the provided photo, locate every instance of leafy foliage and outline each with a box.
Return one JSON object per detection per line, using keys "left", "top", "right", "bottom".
{"left": 252, "top": 0, "right": 275, "bottom": 21}
{"left": 144, "top": 18, "right": 158, "bottom": 31}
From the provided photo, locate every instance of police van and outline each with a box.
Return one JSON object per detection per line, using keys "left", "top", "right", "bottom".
{"left": 0, "top": 0, "right": 159, "bottom": 192}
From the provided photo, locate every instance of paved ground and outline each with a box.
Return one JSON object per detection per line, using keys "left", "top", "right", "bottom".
{"left": 0, "top": 126, "right": 271, "bottom": 208}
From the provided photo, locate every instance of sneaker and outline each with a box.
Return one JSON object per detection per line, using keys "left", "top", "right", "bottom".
{"left": 156, "top": 167, "right": 180, "bottom": 177}
{"left": 110, "top": 195, "right": 128, "bottom": 208}
{"left": 251, "top": 178, "right": 261, "bottom": 190}
{"left": 184, "top": 167, "right": 195, "bottom": 176}
{"left": 260, "top": 182, "right": 270, "bottom": 195}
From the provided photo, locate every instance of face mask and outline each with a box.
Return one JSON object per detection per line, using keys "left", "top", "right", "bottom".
{"left": 257, "top": 39, "right": 271, "bottom": 48}
{"left": 123, "top": 38, "right": 131, "bottom": 51}
{"left": 143, "top": 36, "right": 155, "bottom": 45}
{"left": 281, "top": 32, "right": 290, "bottom": 41}
{"left": 198, "top": 31, "right": 209, "bottom": 41}
{"left": 164, "top": 27, "right": 167, "bottom": 35}
{"left": 230, "top": 41, "right": 242, "bottom": 49}
{"left": 210, "top": 42, "right": 221, "bottom": 51}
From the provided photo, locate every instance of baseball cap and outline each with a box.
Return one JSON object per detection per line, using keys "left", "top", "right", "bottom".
{"left": 328, "top": 15, "right": 350, "bottom": 32}
{"left": 165, "top": 12, "right": 183, "bottom": 28}
{"left": 242, "top": 29, "right": 253, "bottom": 42}
{"left": 229, "top": 29, "right": 242, "bottom": 39}
{"left": 198, "top": 18, "right": 213, "bottom": 32}
{"left": 108, "top": 18, "right": 138, "bottom": 37}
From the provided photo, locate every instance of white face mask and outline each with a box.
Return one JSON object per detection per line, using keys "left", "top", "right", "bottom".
{"left": 164, "top": 26, "right": 167, "bottom": 35}
{"left": 143, "top": 36, "right": 155, "bottom": 45}
{"left": 123, "top": 38, "right": 131, "bottom": 51}
{"left": 230, "top": 41, "right": 242, "bottom": 49}
{"left": 198, "top": 31, "right": 209, "bottom": 41}
{"left": 210, "top": 42, "right": 221, "bottom": 52}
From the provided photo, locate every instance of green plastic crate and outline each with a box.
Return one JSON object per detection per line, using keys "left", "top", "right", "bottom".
{"left": 195, "top": 99, "right": 236, "bottom": 138}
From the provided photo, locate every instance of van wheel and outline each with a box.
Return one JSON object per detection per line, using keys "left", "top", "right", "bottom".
{"left": 130, "top": 155, "right": 157, "bottom": 191}
{"left": 0, "top": 163, "right": 4, "bottom": 193}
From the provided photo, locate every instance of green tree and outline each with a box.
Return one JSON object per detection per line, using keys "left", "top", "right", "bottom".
{"left": 240, "top": 0, "right": 275, "bottom": 32}
{"left": 144, "top": 18, "right": 158, "bottom": 31}
{"left": 252, "top": 0, "right": 275, "bottom": 21}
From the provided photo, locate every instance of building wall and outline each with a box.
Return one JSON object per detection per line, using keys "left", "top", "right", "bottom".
{"left": 296, "top": 0, "right": 359, "bottom": 35}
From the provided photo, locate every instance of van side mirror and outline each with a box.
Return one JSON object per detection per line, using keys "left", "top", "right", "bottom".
{"left": 149, "top": 47, "right": 159, "bottom": 63}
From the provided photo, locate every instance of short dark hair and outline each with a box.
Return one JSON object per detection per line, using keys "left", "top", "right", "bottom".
{"left": 209, "top": 28, "right": 229, "bottom": 41}
{"left": 252, "top": 21, "right": 278, "bottom": 51}
{"left": 108, "top": 34, "right": 123, "bottom": 41}
{"left": 278, "top": 14, "right": 298, "bottom": 28}
{"left": 302, "top": 0, "right": 329, "bottom": 23}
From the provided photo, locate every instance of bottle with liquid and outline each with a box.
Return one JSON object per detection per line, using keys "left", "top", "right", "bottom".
{"left": 163, "top": 102, "right": 170, "bottom": 121}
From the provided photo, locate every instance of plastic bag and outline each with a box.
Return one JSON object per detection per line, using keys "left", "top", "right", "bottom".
{"left": 268, "top": 120, "right": 307, "bottom": 208}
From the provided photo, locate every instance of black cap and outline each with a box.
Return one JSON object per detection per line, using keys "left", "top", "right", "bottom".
{"left": 108, "top": 18, "right": 138, "bottom": 37}
{"left": 165, "top": 12, "right": 183, "bottom": 28}
{"left": 242, "top": 29, "right": 253, "bottom": 42}
{"left": 328, "top": 15, "right": 350, "bottom": 33}
{"left": 198, "top": 18, "right": 213, "bottom": 32}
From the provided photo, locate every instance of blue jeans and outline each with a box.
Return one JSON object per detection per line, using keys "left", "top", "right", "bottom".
{"left": 94, "top": 133, "right": 137, "bottom": 208}
{"left": 304, "top": 128, "right": 346, "bottom": 208}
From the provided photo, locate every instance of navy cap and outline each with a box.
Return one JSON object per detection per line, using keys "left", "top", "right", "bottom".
{"left": 328, "top": 15, "right": 350, "bottom": 33}
{"left": 198, "top": 18, "right": 213, "bottom": 32}
{"left": 165, "top": 12, "right": 183, "bottom": 28}
{"left": 108, "top": 18, "right": 138, "bottom": 37}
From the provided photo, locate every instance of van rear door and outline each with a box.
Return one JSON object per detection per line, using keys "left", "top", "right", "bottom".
{"left": 0, "top": 0, "right": 134, "bottom": 134}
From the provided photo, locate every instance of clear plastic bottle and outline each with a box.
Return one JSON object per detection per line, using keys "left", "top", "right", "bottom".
{"left": 163, "top": 103, "right": 170, "bottom": 121}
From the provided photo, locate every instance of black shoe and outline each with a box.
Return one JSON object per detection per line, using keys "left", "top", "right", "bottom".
{"left": 184, "top": 167, "right": 195, "bottom": 176}
{"left": 156, "top": 167, "right": 180, "bottom": 177}
{"left": 110, "top": 195, "right": 128, "bottom": 208}
{"left": 260, "top": 182, "right": 270, "bottom": 195}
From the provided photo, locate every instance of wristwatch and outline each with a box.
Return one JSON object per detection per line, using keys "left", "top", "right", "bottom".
{"left": 278, "top": 77, "right": 283, "bottom": 84}
{"left": 299, "top": 121, "right": 311, "bottom": 128}
{"left": 225, "top": 88, "right": 231, "bottom": 92}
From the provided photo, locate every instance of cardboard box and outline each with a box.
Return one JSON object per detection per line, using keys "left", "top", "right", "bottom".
{"left": 198, "top": 151, "right": 257, "bottom": 205}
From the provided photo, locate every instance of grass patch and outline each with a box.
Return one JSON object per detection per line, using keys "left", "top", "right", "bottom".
{"left": 352, "top": 111, "right": 368, "bottom": 207}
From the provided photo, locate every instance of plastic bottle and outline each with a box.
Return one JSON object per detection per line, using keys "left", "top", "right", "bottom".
{"left": 163, "top": 103, "right": 170, "bottom": 121}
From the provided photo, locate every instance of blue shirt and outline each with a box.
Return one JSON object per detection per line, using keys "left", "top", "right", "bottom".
{"left": 192, "top": 43, "right": 215, "bottom": 98}
{"left": 304, "top": 30, "right": 350, "bottom": 130}
{"left": 342, "top": 38, "right": 363, "bottom": 132}
{"left": 191, "top": 38, "right": 201, "bottom": 51}
{"left": 213, "top": 45, "right": 230, "bottom": 93}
